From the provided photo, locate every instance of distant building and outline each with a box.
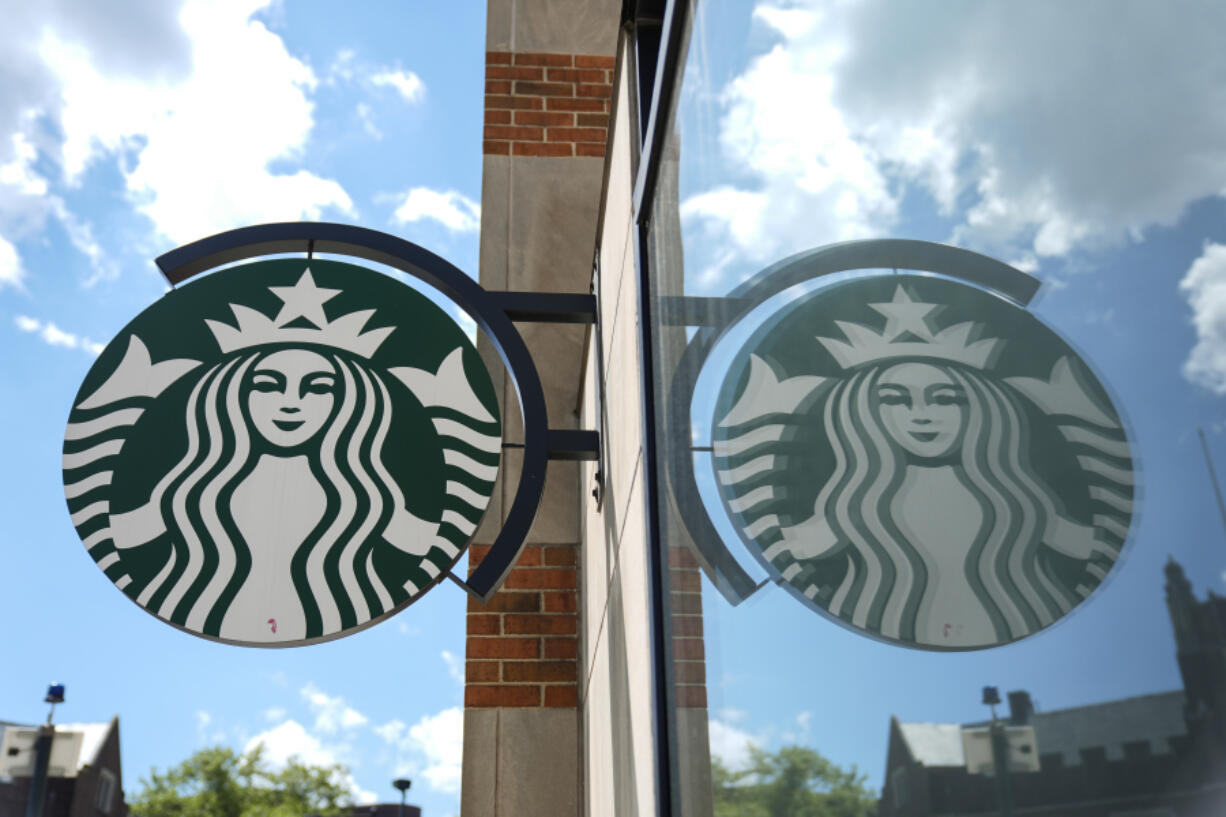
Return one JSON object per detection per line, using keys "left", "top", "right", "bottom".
{"left": 879, "top": 560, "right": 1226, "bottom": 817}
{"left": 0, "top": 718, "right": 126, "bottom": 817}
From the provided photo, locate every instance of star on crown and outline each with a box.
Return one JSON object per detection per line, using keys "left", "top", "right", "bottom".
{"left": 205, "top": 269, "right": 394, "bottom": 358}
{"left": 817, "top": 285, "right": 1001, "bottom": 370}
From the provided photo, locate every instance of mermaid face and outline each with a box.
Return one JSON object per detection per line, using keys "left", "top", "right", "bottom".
{"left": 247, "top": 349, "right": 337, "bottom": 448}
{"left": 875, "top": 361, "right": 967, "bottom": 459}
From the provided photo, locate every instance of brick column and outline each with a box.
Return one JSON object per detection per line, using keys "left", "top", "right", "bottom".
{"left": 483, "top": 52, "right": 614, "bottom": 159}
{"left": 462, "top": 0, "right": 620, "bottom": 811}
{"left": 466, "top": 543, "right": 580, "bottom": 708}
{"left": 670, "top": 547, "right": 707, "bottom": 709}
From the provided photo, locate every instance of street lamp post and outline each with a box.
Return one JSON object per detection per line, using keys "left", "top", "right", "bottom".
{"left": 392, "top": 778, "right": 411, "bottom": 817}
{"left": 982, "top": 686, "right": 1014, "bottom": 817}
{"left": 26, "top": 684, "right": 65, "bottom": 817}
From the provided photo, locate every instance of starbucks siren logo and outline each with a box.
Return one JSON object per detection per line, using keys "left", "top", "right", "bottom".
{"left": 712, "top": 275, "right": 1133, "bottom": 650}
{"left": 63, "top": 260, "right": 500, "bottom": 646}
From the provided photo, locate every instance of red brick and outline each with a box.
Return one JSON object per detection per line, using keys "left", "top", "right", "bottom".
{"left": 469, "top": 544, "right": 491, "bottom": 564}
{"left": 515, "top": 81, "right": 573, "bottom": 97}
{"left": 484, "top": 125, "right": 544, "bottom": 141}
{"left": 670, "top": 569, "right": 702, "bottom": 593}
{"left": 485, "top": 109, "right": 512, "bottom": 125}
{"left": 544, "top": 686, "right": 579, "bottom": 707}
{"left": 547, "top": 68, "right": 607, "bottom": 83}
{"left": 575, "top": 143, "right": 606, "bottom": 158}
{"left": 503, "top": 661, "right": 576, "bottom": 683}
{"left": 546, "top": 127, "right": 606, "bottom": 143}
{"left": 515, "top": 52, "right": 573, "bottom": 66}
{"left": 672, "top": 615, "right": 703, "bottom": 638}
{"left": 505, "top": 613, "right": 577, "bottom": 635}
{"left": 514, "top": 545, "right": 543, "bottom": 567}
{"left": 546, "top": 97, "right": 605, "bottom": 112}
{"left": 483, "top": 141, "right": 511, "bottom": 156}
{"left": 466, "top": 685, "right": 541, "bottom": 708}
{"left": 670, "top": 548, "right": 700, "bottom": 568}
{"left": 675, "top": 686, "right": 707, "bottom": 709}
{"left": 672, "top": 638, "right": 705, "bottom": 660}
{"left": 486, "top": 51, "right": 513, "bottom": 65}
{"left": 484, "top": 80, "right": 511, "bottom": 95}
{"left": 485, "top": 95, "right": 544, "bottom": 111}
{"left": 512, "top": 142, "right": 574, "bottom": 157}
{"left": 576, "top": 113, "right": 609, "bottom": 128}
{"left": 543, "top": 591, "right": 577, "bottom": 612}
{"left": 544, "top": 546, "right": 577, "bottom": 566}
{"left": 575, "top": 55, "right": 616, "bottom": 69}
{"left": 544, "top": 637, "right": 578, "bottom": 659}
{"left": 466, "top": 661, "right": 500, "bottom": 683}
{"left": 467, "top": 615, "right": 501, "bottom": 635}
{"left": 468, "top": 591, "right": 540, "bottom": 613}
{"left": 487, "top": 66, "right": 543, "bottom": 81}
{"left": 466, "top": 637, "right": 539, "bottom": 659}
{"left": 576, "top": 83, "right": 613, "bottom": 99}
{"left": 503, "top": 566, "right": 577, "bottom": 587}
{"left": 671, "top": 592, "right": 702, "bottom": 614}
{"left": 515, "top": 111, "right": 574, "bottom": 128}
{"left": 673, "top": 662, "right": 706, "bottom": 685}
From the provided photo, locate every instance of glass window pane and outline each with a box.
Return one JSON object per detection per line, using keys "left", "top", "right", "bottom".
{"left": 644, "top": 3, "right": 1226, "bottom": 815}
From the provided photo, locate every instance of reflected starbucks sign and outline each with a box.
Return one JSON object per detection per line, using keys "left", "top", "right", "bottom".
{"left": 64, "top": 257, "right": 501, "bottom": 646}
{"left": 710, "top": 272, "right": 1133, "bottom": 650}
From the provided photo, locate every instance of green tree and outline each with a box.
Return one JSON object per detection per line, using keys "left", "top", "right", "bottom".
{"left": 129, "top": 745, "right": 352, "bottom": 817}
{"left": 713, "top": 744, "right": 877, "bottom": 817}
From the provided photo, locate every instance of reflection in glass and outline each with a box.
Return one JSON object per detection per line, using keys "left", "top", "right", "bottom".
{"left": 640, "top": 2, "right": 1226, "bottom": 816}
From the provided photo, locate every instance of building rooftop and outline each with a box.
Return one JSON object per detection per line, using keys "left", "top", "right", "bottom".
{"left": 898, "top": 690, "right": 1187, "bottom": 768}
{"left": 0, "top": 719, "right": 116, "bottom": 777}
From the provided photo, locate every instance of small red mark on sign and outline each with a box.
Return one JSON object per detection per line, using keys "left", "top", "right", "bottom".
{"left": 268, "top": 618, "right": 277, "bottom": 634}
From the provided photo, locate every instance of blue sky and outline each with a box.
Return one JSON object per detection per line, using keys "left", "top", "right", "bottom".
{"left": 1, "top": 2, "right": 486, "bottom": 815}
{"left": 672, "top": 0, "right": 1226, "bottom": 790}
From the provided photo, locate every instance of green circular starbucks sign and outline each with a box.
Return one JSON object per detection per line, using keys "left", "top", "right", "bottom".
{"left": 63, "top": 259, "right": 500, "bottom": 646}
{"left": 712, "top": 274, "right": 1133, "bottom": 650}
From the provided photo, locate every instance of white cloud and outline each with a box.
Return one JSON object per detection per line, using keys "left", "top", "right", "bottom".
{"left": 441, "top": 650, "right": 464, "bottom": 686}
{"left": 25, "top": 0, "right": 352, "bottom": 247}
{"left": 300, "top": 683, "right": 369, "bottom": 734}
{"left": 328, "top": 49, "right": 357, "bottom": 84}
{"left": 376, "top": 707, "right": 463, "bottom": 795}
{"left": 245, "top": 719, "right": 376, "bottom": 804}
{"left": 373, "top": 719, "right": 407, "bottom": 745}
{"left": 263, "top": 706, "right": 288, "bottom": 722}
{"left": 0, "top": 5, "right": 182, "bottom": 283}
{"left": 708, "top": 717, "right": 760, "bottom": 771}
{"left": 0, "top": 236, "right": 24, "bottom": 290}
{"left": 780, "top": 709, "right": 813, "bottom": 744}
{"left": 371, "top": 69, "right": 425, "bottom": 104}
{"left": 13, "top": 314, "right": 104, "bottom": 355}
{"left": 1181, "top": 243, "right": 1226, "bottom": 393}
{"left": 684, "top": 0, "right": 1226, "bottom": 284}
{"left": 391, "top": 188, "right": 480, "bottom": 233}
{"left": 356, "top": 103, "right": 382, "bottom": 140}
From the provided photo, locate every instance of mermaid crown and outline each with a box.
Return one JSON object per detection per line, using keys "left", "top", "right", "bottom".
{"left": 205, "top": 268, "right": 393, "bottom": 358}
{"left": 818, "top": 285, "right": 1000, "bottom": 370}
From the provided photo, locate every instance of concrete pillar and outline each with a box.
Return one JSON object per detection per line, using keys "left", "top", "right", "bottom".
{"left": 463, "top": 1, "right": 621, "bottom": 815}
